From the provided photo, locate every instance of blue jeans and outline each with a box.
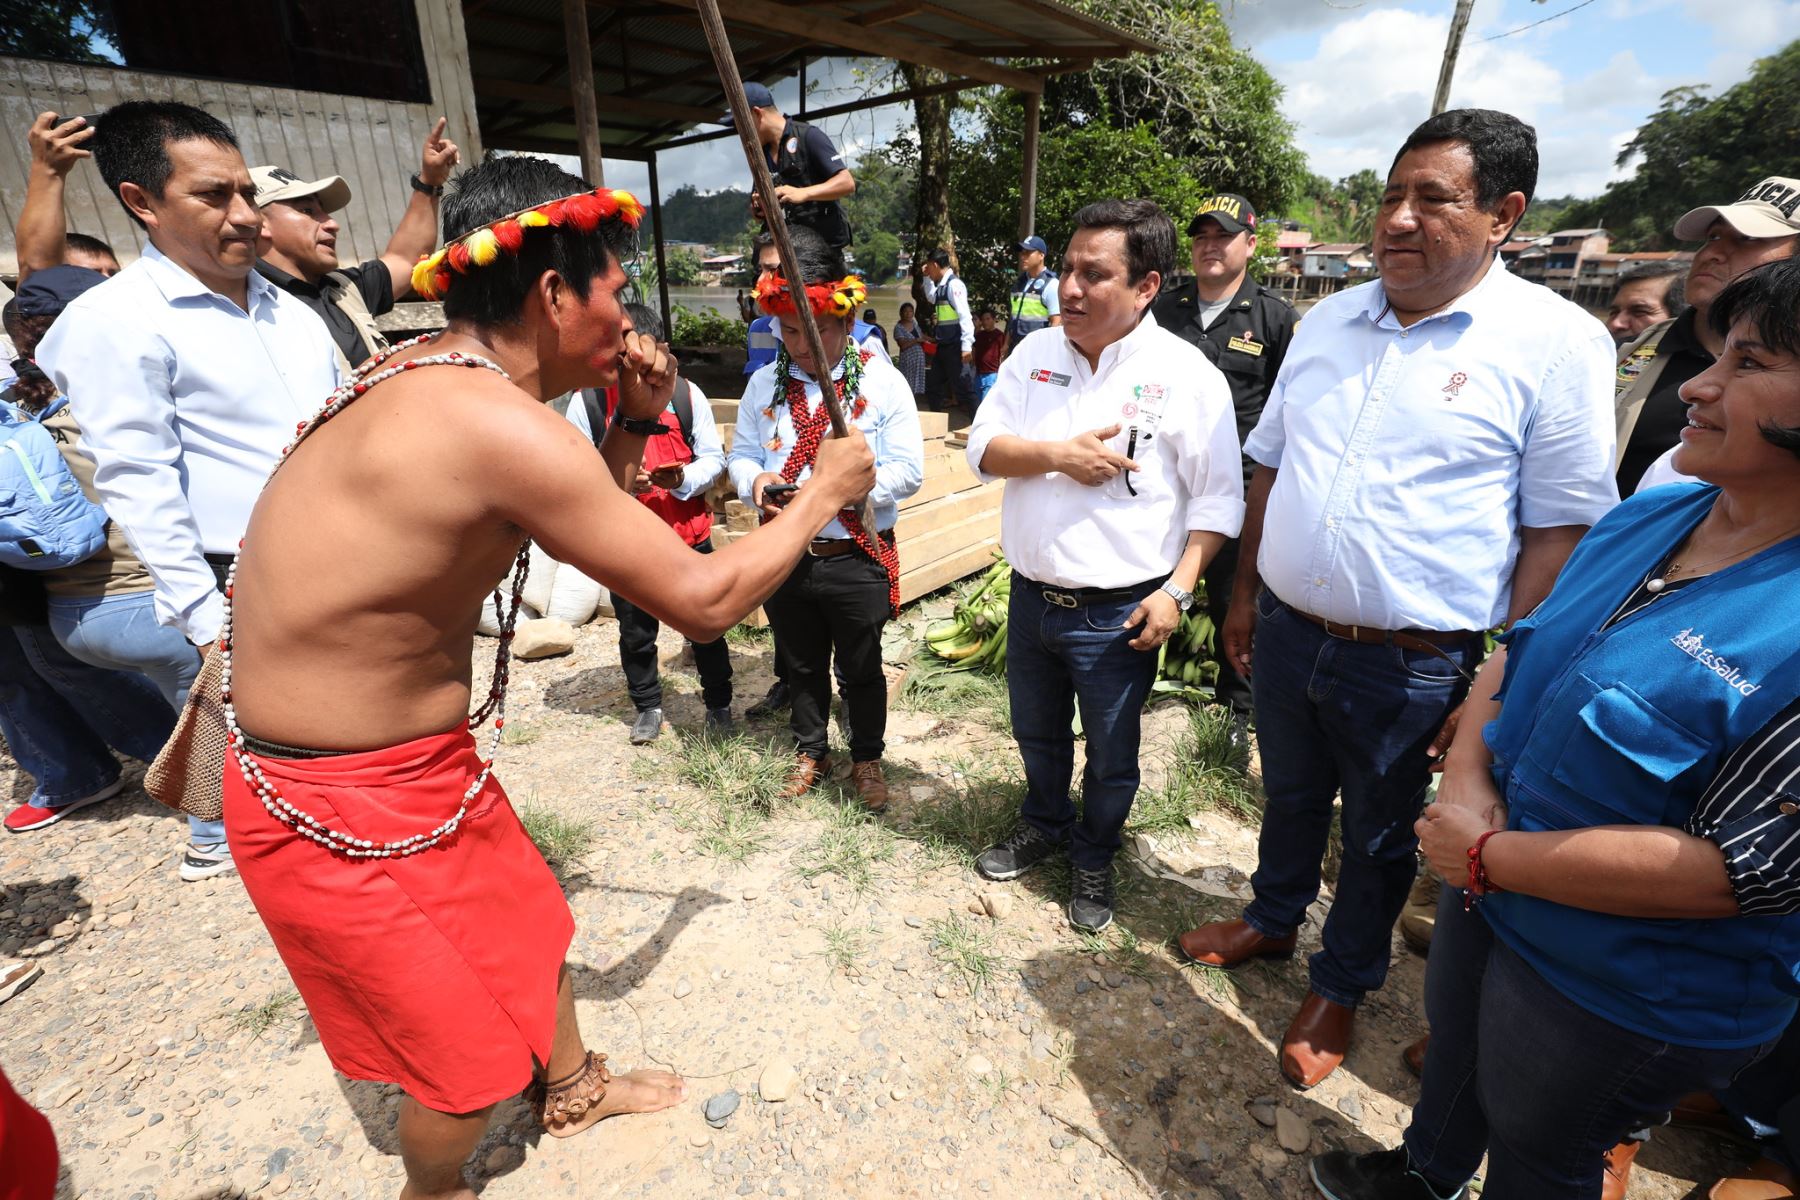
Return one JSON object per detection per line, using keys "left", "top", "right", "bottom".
{"left": 1718, "top": 1012, "right": 1800, "bottom": 1171}
{"left": 1243, "top": 590, "right": 1479, "bottom": 1006}
{"left": 45, "top": 591, "right": 219, "bottom": 841}
{"left": 1404, "top": 890, "right": 1773, "bottom": 1199}
{"left": 0, "top": 624, "right": 170, "bottom": 805}
{"left": 1007, "top": 573, "right": 1160, "bottom": 871}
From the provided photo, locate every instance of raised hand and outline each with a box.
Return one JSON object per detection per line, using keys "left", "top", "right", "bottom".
{"left": 616, "top": 332, "right": 679, "bottom": 422}
{"left": 419, "top": 117, "right": 459, "bottom": 187}
{"left": 29, "top": 112, "right": 94, "bottom": 177}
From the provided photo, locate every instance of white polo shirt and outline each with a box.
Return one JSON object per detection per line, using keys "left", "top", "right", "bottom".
{"left": 966, "top": 313, "right": 1245, "bottom": 590}
{"left": 1244, "top": 256, "right": 1618, "bottom": 632}
{"left": 39, "top": 243, "right": 342, "bottom": 644}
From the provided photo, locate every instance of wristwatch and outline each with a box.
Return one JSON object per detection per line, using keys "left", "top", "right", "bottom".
{"left": 1160, "top": 580, "right": 1195, "bottom": 612}
{"left": 614, "top": 413, "right": 665, "bottom": 437}
{"left": 410, "top": 173, "right": 444, "bottom": 198}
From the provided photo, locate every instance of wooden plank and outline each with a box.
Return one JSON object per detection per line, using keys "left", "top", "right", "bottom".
{"left": 893, "top": 480, "right": 1002, "bottom": 542}
{"left": 899, "top": 456, "right": 982, "bottom": 510}
{"left": 896, "top": 509, "right": 1001, "bottom": 570}
{"left": 899, "top": 537, "right": 1001, "bottom": 604}
{"left": 335, "top": 95, "right": 390, "bottom": 271}
{"left": 916, "top": 410, "right": 949, "bottom": 438}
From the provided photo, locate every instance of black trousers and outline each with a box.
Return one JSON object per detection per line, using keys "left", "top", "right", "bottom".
{"left": 612, "top": 540, "right": 732, "bottom": 712}
{"left": 762, "top": 550, "right": 889, "bottom": 761}
{"left": 924, "top": 333, "right": 975, "bottom": 409}
{"left": 1202, "top": 537, "right": 1252, "bottom": 716}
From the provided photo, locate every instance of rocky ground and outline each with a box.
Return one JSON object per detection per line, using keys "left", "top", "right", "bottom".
{"left": 1, "top": 605, "right": 1744, "bottom": 1200}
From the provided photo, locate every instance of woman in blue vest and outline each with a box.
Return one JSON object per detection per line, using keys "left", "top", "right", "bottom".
{"left": 1311, "top": 257, "right": 1800, "bottom": 1200}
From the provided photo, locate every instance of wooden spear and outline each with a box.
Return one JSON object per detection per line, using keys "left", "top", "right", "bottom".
{"left": 692, "top": 0, "right": 877, "bottom": 534}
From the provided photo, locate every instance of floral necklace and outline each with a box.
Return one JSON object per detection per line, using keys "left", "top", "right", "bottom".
{"left": 220, "top": 336, "right": 531, "bottom": 859}
{"left": 765, "top": 343, "right": 899, "bottom": 617}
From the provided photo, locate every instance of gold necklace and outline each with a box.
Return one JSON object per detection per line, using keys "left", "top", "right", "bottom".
{"left": 1646, "top": 523, "right": 1800, "bottom": 592}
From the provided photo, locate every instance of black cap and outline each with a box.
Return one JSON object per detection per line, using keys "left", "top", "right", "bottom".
{"left": 720, "top": 82, "right": 776, "bottom": 127}
{"left": 1187, "top": 194, "right": 1258, "bottom": 236}
{"left": 13, "top": 265, "right": 109, "bottom": 318}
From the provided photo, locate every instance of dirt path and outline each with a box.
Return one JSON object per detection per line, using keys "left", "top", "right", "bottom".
{"left": 1, "top": 614, "right": 1742, "bottom": 1199}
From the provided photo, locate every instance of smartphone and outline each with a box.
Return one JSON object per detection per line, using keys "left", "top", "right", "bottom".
{"left": 762, "top": 482, "right": 799, "bottom": 505}
{"left": 48, "top": 113, "right": 104, "bottom": 128}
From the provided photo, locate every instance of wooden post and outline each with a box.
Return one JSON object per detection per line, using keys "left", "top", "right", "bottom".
{"left": 693, "top": 0, "right": 874, "bottom": 532}
{"left": 1018, "top": 90, "right": 1041, "bottom": 242}
{"left": 647, "top": 150, "right": 673, "bottom": 344}
{"left": 562, "top": 0, "right": 606, "bottom": 184}
{"left": 1431, "top": 0, "right": 1475, "bottom": 117}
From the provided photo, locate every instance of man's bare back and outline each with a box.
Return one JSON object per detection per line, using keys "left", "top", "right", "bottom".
{"left": 229, "top": 332, "right": 874, "bottom": 751}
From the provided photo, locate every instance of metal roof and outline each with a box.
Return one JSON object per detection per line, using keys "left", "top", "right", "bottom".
{"left": 462, "top": 0, "right": 1157, "bottom": 160}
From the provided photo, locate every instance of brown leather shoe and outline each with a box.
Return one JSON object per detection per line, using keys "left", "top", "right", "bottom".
{"left": 1402, "top": 1033, "right": 1429, "bottom": 1078}
{"left": 1281, "top": 992, "right": 1355, "bottom": 1089}
{"left": 780, "top": 752, "right": 829, "bottom": 798}
{"left": 850, "top": 760, "right": 888, "bottom": 812}
{"left": 1602, "top": 1138, "right": 1641, "bottom": 1200}
{"left": 1671, "top": 1090, "right": 1738, "bottom": 1136}
{"left": 1174, "top": 919, "right": 1297, "bottom": 968}
{"left": 1709, "top": 1157, "right": 1800, "bottom": 1200}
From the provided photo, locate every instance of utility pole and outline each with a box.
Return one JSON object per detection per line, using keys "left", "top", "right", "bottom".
{"left": 1432, "top": 0, "right": 1476, "bottom": 116}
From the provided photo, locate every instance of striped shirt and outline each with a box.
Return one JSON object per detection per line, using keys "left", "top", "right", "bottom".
{"left": 1606, "top": 567, "right": 1800, "bottom": 916}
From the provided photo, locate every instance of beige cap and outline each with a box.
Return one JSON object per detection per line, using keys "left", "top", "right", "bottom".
{"left": 1674, "top": 176, "right": 1800, "bottom": 242}
{"left": 250, "top": 164, "right": 352, "bottom": 212}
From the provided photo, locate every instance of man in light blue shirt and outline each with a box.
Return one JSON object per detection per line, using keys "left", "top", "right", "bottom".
{"left": 1177, "top": 109, "right": 1618, "bottom": 1092}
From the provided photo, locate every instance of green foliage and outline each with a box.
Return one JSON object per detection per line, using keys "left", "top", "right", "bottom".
{"left": 659, "top": 183, "right": 757, "bottom": 247}
{"left": 518, "top": 804, "right": 598, "bottom": 873}
{"left": 3, "top": 1, "right": 115, "bottom": 62}
{"left": 845, "top": 150, "right": 918, "bottom": 281}
{"left": 670, "top": 304, "right": 745, "bottom": 348}
{"left": 664, "top": 246, "right": 705, "bottom": 286}
{"left": 1287, "top": 169, "right": 1382, "bottom": 244}
{"left": 1562, "top": 41, "right": 1800, "bottom": 250}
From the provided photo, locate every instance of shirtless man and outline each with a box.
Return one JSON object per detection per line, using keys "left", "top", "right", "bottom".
{"left": 220, "top": 155, "right": 874, "bottom": 1198}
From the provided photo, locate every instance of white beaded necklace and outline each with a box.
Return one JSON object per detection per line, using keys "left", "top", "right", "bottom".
{"left": 219, "top": 336, "right": 531, "bottom": 859}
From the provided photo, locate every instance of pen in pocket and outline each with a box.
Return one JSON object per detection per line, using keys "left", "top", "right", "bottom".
{"left": 1124, "top": 425, "right": 1138, "bottom": 496}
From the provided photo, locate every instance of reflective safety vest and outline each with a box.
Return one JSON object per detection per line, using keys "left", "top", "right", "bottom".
{"left": 1008, "top": 270, "right": 1056, "bottom": 337}
{"left": 933, "top": 275, "right": 961, "bottom": 326}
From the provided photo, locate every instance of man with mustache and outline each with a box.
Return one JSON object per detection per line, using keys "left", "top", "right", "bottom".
{"left": 1152, "top": 194, "right": 1297, "bottom": 759}
{"left": 250, "top": 118, "right": 460, "bottom": 372}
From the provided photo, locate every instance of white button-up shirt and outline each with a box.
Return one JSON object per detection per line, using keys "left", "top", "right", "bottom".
{"left": 39, "top": 243, "right": 342, "bottom": 644}
{"left": 966, "top": 313, "right": 1245, "bottom": 590}
{"left": 565, "top": 381, "right": 726, "bottom": 501}
{"left": 922, "top": 272, "right": 975, "bottom": 351}
{"left": 728, "top": 351, "right": 924, "bottom": 539}
{"left": 1244, "top": 256, "right": 1618, "bottom": 632}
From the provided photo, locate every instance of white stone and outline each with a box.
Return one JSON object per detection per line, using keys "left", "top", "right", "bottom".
{"left": 759, "top": 1059, "right": 799, "bottom": 1102}
{"left": 510, "top": 618, "right": 578, "bottom": 660}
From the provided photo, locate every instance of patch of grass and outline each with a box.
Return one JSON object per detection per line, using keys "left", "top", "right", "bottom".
{"left": 666, "top": 730, "right": 795, "bottom": 810}
{"left": 519, "top": 803, "right": 598, "bottom": 873}
{"left": 724, "top": 622, "right": 773, "bottom": 649}
{"left": 927, "top": 913, "right": 1004, "bottom": 996}
{"left": 977, "top": 1064, "right": 1016, "bottom": 1106}
{"left": 500, "top": 721, "right": 542, "bottom": 746}
{"left": 228, "top": 989, "right": 301, "bottom": 1039}
{"left": 1075, "top": 924, "right": 1154, "bottom": 979}
{"left": 900, "top": 762, "right": 1025, "bottom": 867}
{"left": 817, "top": 919, "right": 876, "bottom": 975}
{"left": 896, "top": 654, "right": 1011, "bottom": 729}
{"left": 794, "top": 803, "right": 898, "bottom": 895}
{"left": 1129, "top": 706, "right": 1262, "bottom": 837}
{"left": 1046, "top": 1031, "right": 1078, "bottom": 1087}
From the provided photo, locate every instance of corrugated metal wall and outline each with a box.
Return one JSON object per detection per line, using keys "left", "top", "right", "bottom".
{"left": 0, "top": 0, "right": 482, "bottom": 274}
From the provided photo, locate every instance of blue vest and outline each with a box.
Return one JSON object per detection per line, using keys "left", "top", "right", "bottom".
{"left": 744, "top": 316, "right": 778, "bottom": 375}
{"left": 1483, "top": 484, "right": 1800, "bottom": 1049}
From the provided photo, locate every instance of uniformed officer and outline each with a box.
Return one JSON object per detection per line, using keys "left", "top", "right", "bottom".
{"left": 725, "top": 82, "right": 857, "bottom": 252}
{"left": 921, "top": 248, "right": 976, "bottom": 410}
{"left": 1004, "top": 235, "right": 1060, "bottom": 356}
{"left": 1150, "top": 194, "right": 1296, "bottom": 750}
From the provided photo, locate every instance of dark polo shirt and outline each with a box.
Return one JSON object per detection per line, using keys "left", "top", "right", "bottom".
{"left": 254, "top": 259, "right": 395, "bottom": 366}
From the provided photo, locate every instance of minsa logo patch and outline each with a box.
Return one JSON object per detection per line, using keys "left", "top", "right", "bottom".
{"left": 1030, "top": 369, "right": 1071, "bottom": 386}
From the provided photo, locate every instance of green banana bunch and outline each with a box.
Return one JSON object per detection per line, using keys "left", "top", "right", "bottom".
{"left": 926, "top": 552, "right": 1012, "bottom": 674}
{"left": 1156, "top": 608, "right": 1218, "bottom": 694}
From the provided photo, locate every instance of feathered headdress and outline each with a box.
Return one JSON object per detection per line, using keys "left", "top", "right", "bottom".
{"left": 410, "top": 188, "right": 646, "bottom": 300}
{"left": 754, "top": 272, "right": 868, "bottom": 319}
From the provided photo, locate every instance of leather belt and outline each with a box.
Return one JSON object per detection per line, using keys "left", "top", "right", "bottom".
{"left": 1021, "top": 571, "right": 1164, "bottom": 609}
{"left": 807, "top": 535, "right": 891, "bottom": 559}
{"left": 1281, "top": 600, "right": 1481, "bottom": 655}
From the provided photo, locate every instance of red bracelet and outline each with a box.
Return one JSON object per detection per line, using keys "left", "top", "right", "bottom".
{"left": 1466, "top": 830, "right": 1504, "bottom": 901}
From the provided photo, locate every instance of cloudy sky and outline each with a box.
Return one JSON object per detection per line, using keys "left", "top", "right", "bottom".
{"left": 598, "top": 0, "right": 1795, "bottom": 206}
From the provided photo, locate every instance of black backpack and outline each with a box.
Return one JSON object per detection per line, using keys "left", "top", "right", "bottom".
{"left": 580, "top": 377, "right": 694, "bottom": 452}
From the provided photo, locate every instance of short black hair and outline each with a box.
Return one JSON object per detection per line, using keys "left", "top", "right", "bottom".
{"left": 789, "top": 224, "right": 846, "bottom": 288}
{"left": 64, "top": 232, "right": 117, "bottom": 262}
{"left": 1617, "top": 260, "right": 1686, "bottom": 314}
{"left": 1071, "top": 198, "right": 1176, "bottom": 285}
{"left": 623, "top": 301, "right": 663, "bottom": 342}
{"left": 439, "top": 154, "right": 636, "bottom": 327}
{"left": 92, "top": 101, "right": 239, "bottom": 230}
{"left": 1709, "top": 257, "right": 1800, "bottom": 460}
{"left": 1390, "top": 108, "right": 1538, "bottom": 215}
{"left": 928, "top": 248, "right": 952, "bottom": 268}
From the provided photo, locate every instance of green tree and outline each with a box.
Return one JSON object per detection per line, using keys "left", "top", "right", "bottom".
{"left": 844, "top": 149, "right": 916, "bottom": 281}
{"left": 1562, "top": 40, "right": 1800, "bottom": 250}
{"left": 3, "top": 1, "right": 115, "bottom": 62}
{"left": 663, "top": 245, "right": 704, "bottom": 286}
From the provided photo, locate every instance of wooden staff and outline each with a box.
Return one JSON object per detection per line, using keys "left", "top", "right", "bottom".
{"left": 693, "top": 0, "right": 877, "bottom": 533}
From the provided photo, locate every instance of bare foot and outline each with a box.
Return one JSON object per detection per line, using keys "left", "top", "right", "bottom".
{"left": 398, "top": 1179, "right": 477, "bottom": 1200}
{"left": 542, "top": 1067, "right": 686, "bottom": 1139}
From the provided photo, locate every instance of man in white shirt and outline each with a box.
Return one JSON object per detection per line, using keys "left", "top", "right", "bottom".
{"left": 39, "top": 100, "right": 341, "bottom": 882}
{"left": 964, "top": 199, "right": 1245, "bottom": 933}
{"left": 728, "top": 226, "right": 924, "bottom": 811}
{"left": 1177, "top": 110, "right": 1618, "bottom": 1089}
{"left": 920, "top": 248, "right": 976, "bottom": 410}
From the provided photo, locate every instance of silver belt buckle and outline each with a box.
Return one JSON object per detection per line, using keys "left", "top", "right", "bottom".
{"left": 1043, "top": 588, "right": 1079, "bottom": 608}
{"left": 806, "top": 541, "right": 828, "bottom": 558}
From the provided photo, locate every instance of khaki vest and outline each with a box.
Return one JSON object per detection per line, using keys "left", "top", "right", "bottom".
{"left": 324, "top": 270, "right": 391, "bottom": 373}
{"left": 1611, "top": 316, "right": 1676, "bottom": 471}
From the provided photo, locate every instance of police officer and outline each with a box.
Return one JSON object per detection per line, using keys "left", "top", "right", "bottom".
{"left": 726, "top": 82, "right": 856, "bottom": 251}
{"left": 1004, "top": 235, "right": 1060, "bottom": 356}
{"left": 921, "top": 248, "right": 976, "bottom": 410}
{"left": 1150, "top": 194, "right": 1296, "bottom": 754}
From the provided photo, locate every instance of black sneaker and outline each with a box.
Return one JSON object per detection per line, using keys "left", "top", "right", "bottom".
{"left": 629, "top": 707, "right": 663, "bottom": 745}
{"left": 976, "top": 824, "right": 1063, "bottom": 881}
{"left": 1068, "top": 865, "right": 1115, "bottom": 933}
{"left": 1310, "top": 1148, "right": 1467, "bottom": 1200}
{"left": 704, "top": 706, "right": 735, "bottom": 736}
{"left": 746, "top": 682, "right": 791, "bottom": 720}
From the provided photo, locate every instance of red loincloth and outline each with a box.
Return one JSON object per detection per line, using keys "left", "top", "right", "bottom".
{"left": 0, "top": 1065, "right": 57, "bottom": 1200}
{"left": 223, "top": 723, "right": 574, "bottom": 1113}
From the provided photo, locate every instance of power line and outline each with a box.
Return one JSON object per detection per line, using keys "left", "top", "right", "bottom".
{"left": 1479, "top": 0, "right": 1599, "bottom": 41}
